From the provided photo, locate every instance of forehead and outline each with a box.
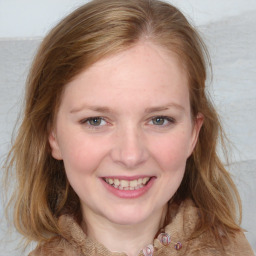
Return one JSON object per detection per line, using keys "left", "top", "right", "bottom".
{"left": 60, "top": 41, "right": 189, "bottom": 111}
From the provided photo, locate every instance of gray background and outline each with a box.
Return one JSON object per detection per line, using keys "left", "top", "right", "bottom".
{"left": 0, "top": 0, "right": 255, "bottom": 254}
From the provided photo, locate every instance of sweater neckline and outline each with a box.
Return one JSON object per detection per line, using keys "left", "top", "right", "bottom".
{"left": 58, "top": 198, "right": 199, "bottom": 255}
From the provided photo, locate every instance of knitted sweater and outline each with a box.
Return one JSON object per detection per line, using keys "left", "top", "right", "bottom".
{"left": 29, "top": 199, "right": 254, "bottom": 256}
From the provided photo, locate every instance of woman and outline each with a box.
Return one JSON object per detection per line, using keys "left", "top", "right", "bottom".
{"left": 5, "top": 0, "right": 254, "bottom": 255}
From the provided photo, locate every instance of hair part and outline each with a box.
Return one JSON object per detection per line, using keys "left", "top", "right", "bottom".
{"left": 5, "top": 0, "right": 241, "bottom": 247}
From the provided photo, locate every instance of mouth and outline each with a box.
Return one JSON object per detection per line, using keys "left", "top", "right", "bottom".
{"left": 103, "top": 177, "right": 151, "bottom": 191}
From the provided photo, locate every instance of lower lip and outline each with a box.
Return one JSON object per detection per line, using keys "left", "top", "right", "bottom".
{"left": 101, "top": 177, "right": 155, "bottom": 199}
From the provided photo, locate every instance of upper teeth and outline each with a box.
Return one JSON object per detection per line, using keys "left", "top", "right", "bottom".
{"left": 105, "top": 177, "right": 150, "bottom": 190}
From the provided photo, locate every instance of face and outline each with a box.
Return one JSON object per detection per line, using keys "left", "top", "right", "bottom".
{"left": 49, "top": 42, "right": 202, "bottom": 227}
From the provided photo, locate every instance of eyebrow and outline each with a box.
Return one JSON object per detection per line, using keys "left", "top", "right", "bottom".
{"left": 70, "top": 103, "right": 184, "bottom": 114}
{"left": 144, "top": 104, "right": 185, "bottom": 113}
{"left": 70, "top": 105, "right": 112, "bottom": 114}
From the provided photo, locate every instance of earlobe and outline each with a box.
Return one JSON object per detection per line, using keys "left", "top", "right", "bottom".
{"left": 48, "top": 131, "right": 63, "bottom": 160}
{"left": 189, "top": 113, "right": 204, "bottom": 156}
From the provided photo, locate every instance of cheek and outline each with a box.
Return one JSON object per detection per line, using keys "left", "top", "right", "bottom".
{"left": 60, "top": 136, "right": 109, "bottom": 198}
{"left": 58, "top": 134, "right": 107, "bottom": 176}
{"left": 149, "top": 130, "right": 192, "bottom": 171}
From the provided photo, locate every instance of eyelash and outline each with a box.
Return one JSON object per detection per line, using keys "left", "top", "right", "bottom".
{"left": 149, "top": 116, "right": 176, "bottom": 127}
{"left": 80, "top": 115, "right": 175, "bottom": 129}
{"left": 80, "top": 117, "right": 107, "bottom": 128}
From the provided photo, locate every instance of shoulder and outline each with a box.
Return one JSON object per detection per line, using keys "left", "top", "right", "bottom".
{"left": 171, "top": 199, "right": 254, "bottom": 256}
{"left": 28, "top": 215, "right": 86, "bottom": 256}
{"left": 28, "top": 236, "right": 79, "bottom": 256}
{"left": 223, "top": 231, "right": 254, "bottom": 256}
{"left": 186, "top": 228, "right": 254, "bottom": 255}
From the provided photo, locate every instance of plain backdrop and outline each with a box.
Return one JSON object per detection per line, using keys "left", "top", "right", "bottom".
{"left": 0, "top": 0, "right": 255, "bottom": 255}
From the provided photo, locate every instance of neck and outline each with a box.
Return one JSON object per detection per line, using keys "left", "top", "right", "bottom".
{"left": 82, "top": 205, "right": 168, "bottom": 256}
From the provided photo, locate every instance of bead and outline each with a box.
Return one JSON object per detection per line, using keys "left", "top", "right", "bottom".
{"left": 175, "top": 242, "right": 182, "bottom": 250}
{"left": 143, "top": 244, "right": 154, "bottom": 256}
{"left": 157, "top": 232, "right": 171, "bottom": 246}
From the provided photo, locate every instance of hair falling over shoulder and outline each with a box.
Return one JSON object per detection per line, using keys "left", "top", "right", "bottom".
{"left": 4, "top": 0, "right": 242, "bottom": 248}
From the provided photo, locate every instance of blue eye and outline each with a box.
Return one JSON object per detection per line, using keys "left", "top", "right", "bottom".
{"left": 83, "top": 117, "right": 106, "bottom": 126}
{"left": 150, "top": 116, "right": 174, "bottom": 126}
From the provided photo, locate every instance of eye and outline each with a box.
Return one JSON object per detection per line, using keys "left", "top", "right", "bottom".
{"left": 150, "top": 116, "right": 175, "bottom": 126}
{"left": 81, "top": 117, "right": 107, "bottom": 126}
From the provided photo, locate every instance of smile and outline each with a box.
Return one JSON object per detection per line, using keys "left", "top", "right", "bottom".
{"left": 103, "top": 177, "right": 151, "bottom": 191}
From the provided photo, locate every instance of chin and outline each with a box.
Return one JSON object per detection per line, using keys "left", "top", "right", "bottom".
{"left": 103, "top": 205, "right": 155, "bottom": 226}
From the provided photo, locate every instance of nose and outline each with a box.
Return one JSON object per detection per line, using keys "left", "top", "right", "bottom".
{"left": 110, "top": 125, "right": 149, "bottom": 169}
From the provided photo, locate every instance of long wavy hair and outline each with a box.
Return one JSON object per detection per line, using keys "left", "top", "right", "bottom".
{"left": 5, "top": 0, "right": 241, "bottom": 246}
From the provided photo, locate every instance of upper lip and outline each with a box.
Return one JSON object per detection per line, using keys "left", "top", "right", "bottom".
{"left": 101, "top": 175, "right": 154, "bottom": 181}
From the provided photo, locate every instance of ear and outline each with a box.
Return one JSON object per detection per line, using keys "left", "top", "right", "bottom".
{"left": 188, "top": 113, "right": 204, "bottom": 157}
{"left": 48, "top": 131, "right": 63, "bottom": 160}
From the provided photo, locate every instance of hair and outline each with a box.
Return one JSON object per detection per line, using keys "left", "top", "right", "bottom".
{"left": 5, "top": 0, "right": 242, "bottom": 247}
